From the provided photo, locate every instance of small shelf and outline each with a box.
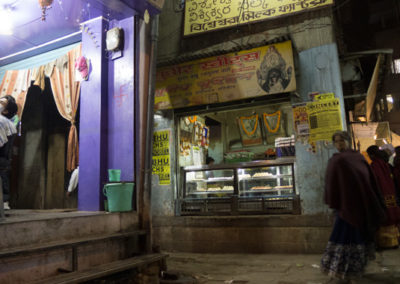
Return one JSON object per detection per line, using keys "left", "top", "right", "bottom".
{"left": 241, "top": 187, "right": 292, "bottom": 192}
{"left": 187, "top": 190, "right": 234, "bottom": 195}
{"left": 238, "top": 174, "right": 292, "bottom": 181}
{"left": 187, "top": 178, "right": 234, "bottom": 183}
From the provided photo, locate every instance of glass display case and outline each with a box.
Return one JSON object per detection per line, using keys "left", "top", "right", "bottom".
{"left": 180, "top": 158, "right": 299, "bottom": 215}
{"left": 238, "top": 164, "right": 294, "bottom": 197}
{"left": 184, "top": 169, "right": 235, "bottom": 198}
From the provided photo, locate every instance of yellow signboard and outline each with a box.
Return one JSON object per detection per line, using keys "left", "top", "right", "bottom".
{"left": 184, "top": 0, "right": 334, "bottom": 36}
{"left": 155, "top": 41, "right": 295, "bottom": 110}
{"left": 152, "top": 130, "right": 171, "bottom": 185}
{"left": 306, "top": 98, "right": 343, "bottom": 142}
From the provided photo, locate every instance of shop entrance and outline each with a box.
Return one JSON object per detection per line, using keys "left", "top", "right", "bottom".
{"left": 11, "top": 79, "right": 77, "bottom": 209}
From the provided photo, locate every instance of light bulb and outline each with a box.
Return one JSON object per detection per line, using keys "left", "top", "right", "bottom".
{"left": 0, "top": 9, "right": 13, "bottom": 35}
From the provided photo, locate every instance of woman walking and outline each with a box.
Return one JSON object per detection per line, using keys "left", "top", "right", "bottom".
{"left": 321, "top": 131, "right": 386, "bottom": 283}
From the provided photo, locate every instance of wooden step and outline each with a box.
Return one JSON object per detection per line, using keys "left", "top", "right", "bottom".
{"left": 0, "top": 230, "right": 146, "bottom": 258}
{"left": 33, "top": 253, "right": 168, "bottom": 284}
{"left": 0, "top": 211, "right": 140, "bottom": 250}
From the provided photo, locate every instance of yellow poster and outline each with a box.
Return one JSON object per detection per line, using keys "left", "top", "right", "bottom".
{"left": 155, "top": 41, "right": 295, "bottom": 110}
{"left": 152, "top": 130, "right": 171, "bottom": 185}
{"left": 306, "top": 98, "right": 342, "bottom": 142}
{"left": 314, "top": 92, "right": 335, "bottom": 101}
{"left": 184, "top": 0, "right": 334, "bottom": 36}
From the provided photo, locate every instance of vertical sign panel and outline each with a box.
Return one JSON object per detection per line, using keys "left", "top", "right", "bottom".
{"left": 152, "top": 129, "right": 171, "bottom": 185}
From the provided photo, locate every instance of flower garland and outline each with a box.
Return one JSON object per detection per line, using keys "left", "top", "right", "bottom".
{"left": 263, "top": 111, "right": 281, "bottom": 133}
{"left": 240, "top": 114, "right": 259, "bottom": 136}
{"left": 188, "top": 116, "right": 197, "bottom": 123}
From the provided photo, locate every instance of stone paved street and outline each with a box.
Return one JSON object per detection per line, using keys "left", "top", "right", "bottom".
{"left": 163, "top": 249, "right": 400, "bottom": 284}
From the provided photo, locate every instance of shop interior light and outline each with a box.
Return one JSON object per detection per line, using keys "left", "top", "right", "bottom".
{"left": 0, "top": 8, "right": 13, "bottom": 35}
{"left": 374, "top": 134, "right": 377, "bottom": 140}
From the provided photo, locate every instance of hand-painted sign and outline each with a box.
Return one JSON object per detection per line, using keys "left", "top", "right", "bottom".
{"left": 184, "top": 0, "right": 334, "bottom": 36}
{"left": 152, "top": 129, "right": 171, "bottom": 185}
{"left": 155, "top": 41, "right": 295, "bottom": 110}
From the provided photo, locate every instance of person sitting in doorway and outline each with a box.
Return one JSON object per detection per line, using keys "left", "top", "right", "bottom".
{"left": 0, "top": 95, "right": 18, "bottom": 210}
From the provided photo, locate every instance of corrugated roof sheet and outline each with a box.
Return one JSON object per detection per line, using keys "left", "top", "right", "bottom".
{"left": 157, "top": 35, "right": 290, "bottom": 67}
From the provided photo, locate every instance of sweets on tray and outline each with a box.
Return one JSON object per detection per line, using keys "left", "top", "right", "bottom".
{"left": 207, "top": 187, "right": 221, "bottom": 191}
{"left": 238, "top": 174, "right": 251, "bottom": 179}
{"left": 222, "top": 186, "right": 234, "bottom": 191}
{"left": 274, "top": 185, "right": 292, "bottom": 189}
{"left": 252, "top": 172, "right": 274, "bottom": 178}
{"left": 251, "top": 186, "right": 273, "bottom": 190}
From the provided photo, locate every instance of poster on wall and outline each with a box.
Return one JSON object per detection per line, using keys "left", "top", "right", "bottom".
{"left": 237, "top": 114, "right": 263, "bottom": 146}
{"left": 292, "top": 103, "right": 309, "bottom": 136}
{"left": 184, "top": 0, "right": 334, "bottom": 36}
{"left": 314, "top": 92, "right": 335, "bottom": 101}
{"left": 155, "top": 41, "right": 296, "bottom": 110}
{"left": 152, "top": 129, "right": 171, "bottom": 185}
{"left": 307, "top": 98, "right": 343, "bottom": 142}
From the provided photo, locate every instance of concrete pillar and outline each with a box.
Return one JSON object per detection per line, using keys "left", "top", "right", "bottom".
{"left": 296, "top": 43, "right": 346, "bottom": 215}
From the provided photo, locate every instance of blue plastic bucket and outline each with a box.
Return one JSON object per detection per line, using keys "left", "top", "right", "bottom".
{"left": 103, "top": 182, "right": 134, "bottom": 212}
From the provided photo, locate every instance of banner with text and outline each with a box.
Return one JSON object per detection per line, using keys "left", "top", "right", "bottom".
{"left": 152, "top": 129, "right": 171, "bottom": 185}
{"left": 155, "top": 41, "right": 295, "bottom": 110}
{"left": 184, "top": 0, "right": 334, "bottom": 36}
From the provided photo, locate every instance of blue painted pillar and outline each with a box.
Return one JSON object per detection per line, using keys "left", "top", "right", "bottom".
{"left": 78, "top": 17, "right": 109, "bottom": 211}
{"left": 107, "top": 17, "right": 135, "bottom": 182}
{"left": 296, "top": 43, "right": 346, "bottom": 215}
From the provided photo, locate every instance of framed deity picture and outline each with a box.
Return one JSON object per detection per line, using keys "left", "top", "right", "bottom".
{"left": 237, "top": 114, "right": 263, "bottom": 146}
{"left": 262, "top": 110, "right": 287, "bottom": 144}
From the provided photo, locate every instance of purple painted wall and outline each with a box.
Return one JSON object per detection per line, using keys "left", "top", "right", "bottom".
{"left": 78, "top": 17, "right": 109, "bottom": 211}
{"left": 108, "top": 17, "right": 135, "bottom": 182}
{"left": 79, "top": 16, "right": 136, "bottom": 211}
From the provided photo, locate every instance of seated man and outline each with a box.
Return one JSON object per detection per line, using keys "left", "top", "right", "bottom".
{"left": 0, "top": 95, "right": 18, "bottom": 209}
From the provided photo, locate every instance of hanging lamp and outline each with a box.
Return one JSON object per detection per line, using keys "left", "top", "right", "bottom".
{"left": 38, "top": 0, "right": 54, "bottom": 21}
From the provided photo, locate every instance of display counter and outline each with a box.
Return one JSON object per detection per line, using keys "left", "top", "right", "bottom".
{"left": 179, "top": 157, "right": 300, "bottom": 215}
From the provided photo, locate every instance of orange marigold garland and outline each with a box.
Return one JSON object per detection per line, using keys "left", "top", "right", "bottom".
{"left": 263, "top": 111, "right": 281, "bottom": 133}
{"left": 240, "top": 114, "right": 259, "bottom": 136}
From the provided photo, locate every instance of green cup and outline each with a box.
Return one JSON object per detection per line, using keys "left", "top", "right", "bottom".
{"left": 108, "top": 169, "right": 121, "bottom": 182}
